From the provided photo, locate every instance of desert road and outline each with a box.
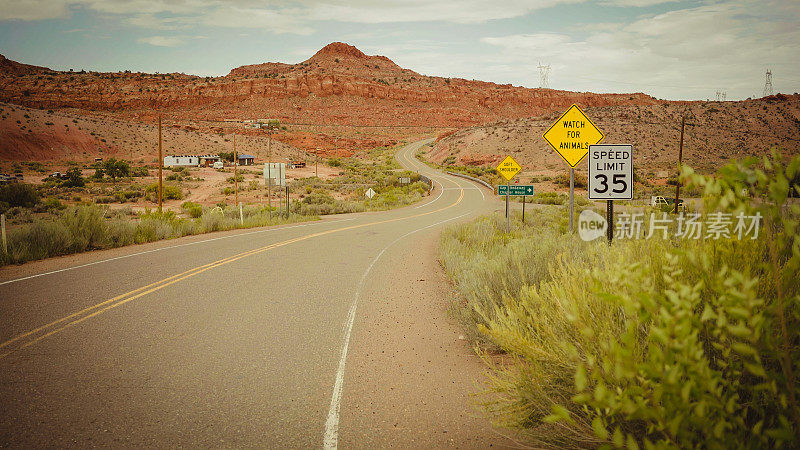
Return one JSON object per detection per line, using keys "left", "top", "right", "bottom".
{"left": 0, "top": 140, "right": 514, "bottom": 448}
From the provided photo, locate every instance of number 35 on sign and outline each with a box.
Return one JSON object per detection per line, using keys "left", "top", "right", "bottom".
{"left": 588, "top": 144, "right": 633, "bottom": 200}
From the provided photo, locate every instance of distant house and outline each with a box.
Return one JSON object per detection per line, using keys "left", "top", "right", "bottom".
{"left": 237, "top": 154, "right": 255, "bottom": 166}
{"left": 199, "top": 155, "right": 221, "bottom": 167}
{"left": 163, "top": 155, "right": 200, "bottom": 167}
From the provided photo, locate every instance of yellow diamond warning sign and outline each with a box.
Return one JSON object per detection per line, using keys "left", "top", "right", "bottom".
{"left": 543, "top": 104, "right": 604, "bottom": 168}
{"left": 496, "top": 155, "right": 522, "bottom": 181}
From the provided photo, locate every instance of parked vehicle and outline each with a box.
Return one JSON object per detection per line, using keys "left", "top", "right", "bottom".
{"left": 212, "top": 161, "right": 224, "bottom": 169}
{"left": 651, "top": 195, "right": 686, "bottom": 212}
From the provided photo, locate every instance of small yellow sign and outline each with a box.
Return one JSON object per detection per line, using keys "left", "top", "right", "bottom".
{"left": 496, "top": 155, "right": 522, "bottom": 181}
{"left": 543, "top": 104, "right": 604, "bottom": 168}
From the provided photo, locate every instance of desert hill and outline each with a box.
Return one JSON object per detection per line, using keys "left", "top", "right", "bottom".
{"left": 0, "top": 42, "right": 797, "bottom": 169}
{"left": 0, "top": 102, "right": 304, "bottom": 163}
{"left": 0, "top": 54, "right": 49, "bottom": 76}
{"left": 0, "top": 42, "right": 658, "bottom": 129}
{"left": 427, "top": 95, "right": 800, "bottom": 179}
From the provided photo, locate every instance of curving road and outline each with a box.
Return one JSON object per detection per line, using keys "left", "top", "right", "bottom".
{"left": 0, "top": 140, "right": 511, "bottom": 448}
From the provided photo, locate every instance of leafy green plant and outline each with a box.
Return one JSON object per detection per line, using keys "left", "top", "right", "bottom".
{"left": 441, "top": 151, "right": 800, "bottom": 448}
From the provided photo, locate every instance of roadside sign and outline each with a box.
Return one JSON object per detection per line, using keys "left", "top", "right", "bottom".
{"left": 496, "top": 155, "right": 522, "bottom": 181}
{"left": 264, "top": 162, "right": 286, "bottom": 187}
{"left": 543, "top": 104, "right": 605, "bottom": 168}
{"left": 365, "top": 187, "right": 376, "bottom": 199}
{"left": 498, "top": 185, "right": 534, "bottom": 196}
{"left": 588, "top": 144, "right": 633, "bottom": 200}
{"left": 398, "top": 177, "right": 411, "bottom": 185}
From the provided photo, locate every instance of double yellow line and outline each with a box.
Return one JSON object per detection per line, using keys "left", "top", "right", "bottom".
{"left": 0, "top": 188, "right": 465, "bottom": 361}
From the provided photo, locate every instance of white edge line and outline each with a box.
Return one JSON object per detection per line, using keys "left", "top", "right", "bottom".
{"left": 0, "top": 217, "right": 356, "bottom": 287}
{"left": 322, "top": 210, "right": 470, "bottom": 449}
{"left": 414, "top": 180, "right": 444, "bottom": 208}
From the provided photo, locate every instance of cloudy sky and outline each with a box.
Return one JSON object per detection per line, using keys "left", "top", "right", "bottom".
{"left": 0, "top": 0, "right": 798, "bottom": 100}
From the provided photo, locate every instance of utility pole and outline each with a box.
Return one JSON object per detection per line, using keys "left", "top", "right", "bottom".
{"left": 261, "top": 119, "right": 280, "bottom": 215}
{"left": 158, "top": 114, "right": 163, "bottom": 212}
{"left": 234, "top": 133, "right": 238, "bottom": 208}
{"left": 267, "top": 127, "right": 272, "bottom": 213}
{"left": 674, "top": 117, "right": 695, "bottom": 213}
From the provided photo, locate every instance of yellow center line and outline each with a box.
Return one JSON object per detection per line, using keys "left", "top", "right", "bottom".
{"left": 0, "top": 187, "right": 465, "bottom": 360}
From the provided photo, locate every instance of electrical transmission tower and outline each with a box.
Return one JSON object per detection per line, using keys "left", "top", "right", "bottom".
{"left": 716, "top": 89, "right": 727, "bottom": 101}
{"left": 537, "top": 62, "right": 550, "bottom": 89}
{"left": 764, "top": 69, "right": 773, "bottom": 97}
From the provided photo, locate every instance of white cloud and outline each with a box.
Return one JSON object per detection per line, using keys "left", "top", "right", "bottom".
{"left": 0, "top": 0, "right": 71, "bottom": 20}
{"left": 137, "top": 35, "right": 185, "bottom": 47}
{"left": 600, "top": 0, "right": 679, "bottom": 6}
{"left": 479, "top": 1, "right": 800, "bottom": 99}
{"left": 306, "top": 0, "right": 580, "bottom": 24}
{"left": 0, "top": 0, "right": 581, "bottom": 26}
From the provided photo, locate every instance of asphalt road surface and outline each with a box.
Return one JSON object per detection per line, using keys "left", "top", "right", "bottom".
{"left": 0, "top": 140, "right": 515, "bottom": 448}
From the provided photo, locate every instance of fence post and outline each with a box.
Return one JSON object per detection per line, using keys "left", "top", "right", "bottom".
{"left": 1, "top": 213, "right": 7, "bottom": 256}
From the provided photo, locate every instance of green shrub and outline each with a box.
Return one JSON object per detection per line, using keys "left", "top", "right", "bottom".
{"left": 61, "top": 167, "right": 85, "bottom": 188}
{"left": 163, "top": 185, "right": 183, "bottom": 200}
{"left": 302, "top": 192, "right": 336, "bottom": 205}
{"left": 42, "top": 197, "right": 66, "bottom": 210}
{"left": 181, "top": 201, "right": 203, "bottom": 218}
{"left": 441, "top": 152, "right": 800, "bottom": 448}
{"left": 552, "top": 173, "right": 588, "bottom": 189}
{"left": 130, "top": 166, "right": 149, "bottom": 177}
{"left": 0, "top": 183, "right": 40, "bottom": 208}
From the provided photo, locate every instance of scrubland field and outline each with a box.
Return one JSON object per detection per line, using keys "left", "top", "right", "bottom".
{"left": 440, "top": 153, "right": 800, "bottom": 448}
{"left": 0, "top": 144, "right": 430, "bottom": 265}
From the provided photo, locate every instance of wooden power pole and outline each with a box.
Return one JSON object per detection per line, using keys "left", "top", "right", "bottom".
{"left": 158, "top": 114, "right": 163, "bottom": 212}
{"left": 674, "top": 117, "right": 694, "bottom": 213}
{"left": 234, "top": 133, "right": 238, "bottom": 207}
{"left": 267, "top": 127, "right": 272, "bottom": 213}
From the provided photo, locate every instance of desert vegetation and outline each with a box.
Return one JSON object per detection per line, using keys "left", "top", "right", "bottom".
{"left": 440, "top": 152, "right": 800, "bottom": 447}
{"left": 0, "top": 203, "right": 315, "bottom": 266}
{"left": 0, "top": 144, "right": 434, "bottom": 265}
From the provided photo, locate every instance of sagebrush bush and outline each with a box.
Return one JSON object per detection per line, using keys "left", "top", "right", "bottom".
{"left": 0, "top": 183, "right": 39, "bottom": 208}
{"left": 1, "top": 204, "right": 318, "bottom": 266}
{"left": 441, "top": 151, "right": 800, "bottom": 448}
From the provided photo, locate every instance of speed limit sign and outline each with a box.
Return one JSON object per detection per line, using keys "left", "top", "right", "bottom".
{"left": 588, "top": 144, "right": 633, "bottom": 200}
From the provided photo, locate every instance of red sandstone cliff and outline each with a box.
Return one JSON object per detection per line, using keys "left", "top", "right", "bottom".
{"left": 0, "top": 42, "right": 659, "bottom": 128}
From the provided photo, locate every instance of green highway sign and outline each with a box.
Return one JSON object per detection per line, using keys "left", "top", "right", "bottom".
{"left": 498, "top": 185, "right": 534, "bottom": 196}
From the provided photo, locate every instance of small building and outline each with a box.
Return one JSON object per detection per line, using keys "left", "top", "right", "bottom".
{"left": 238, "top": 154, "right": 255, "bottom": 166}
{"left": 164, "top": 155, "right": 200, "bottom": 167}
{"left": 199, "top": 155, "right": 221, "bottom": 167}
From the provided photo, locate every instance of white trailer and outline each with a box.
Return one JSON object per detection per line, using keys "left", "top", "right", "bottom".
{"left": 163, "top": 155, "right": 200, "bottom": 167}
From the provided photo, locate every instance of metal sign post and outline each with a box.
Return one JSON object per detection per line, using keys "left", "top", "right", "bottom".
{"left": 543, "top": 104, "right": 605, "bottom": 234}
{"left": 569, "top": 168, "right": 575, "bottom": 233}
{"left": 495, "top": 155, "right": 522, "bottom": 234}
{"left": 365, "top": 187, "right": 376, "bottom": 208}
{"left": 588, "top": 144, "right": 633, "bottom": 244}
{"left": 506, "top": 181, "right": 510, "bottom": 234}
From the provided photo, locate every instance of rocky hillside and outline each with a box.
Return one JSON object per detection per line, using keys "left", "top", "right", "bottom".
{"left": 0, "top": 102, "right": 303, "bottom": 162}
{"left": 0, "top": 42, "right": 659, "bottom": 129}
{"left": 427, "top": 95, "right": 800, "bottom": 178}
